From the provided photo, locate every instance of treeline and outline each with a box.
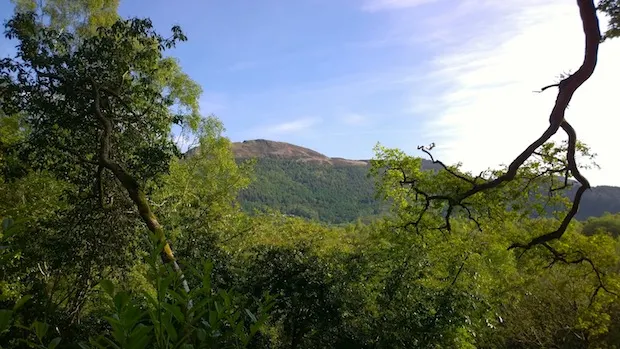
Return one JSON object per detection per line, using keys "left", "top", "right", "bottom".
{"left": 236, "top": 156, "right": 620, "bottom": 224}
{"left": 1, "top": 1, "right": 620, "bottom": 348}
{"left": 238, "top": 158, "right": 386, "bottom": 223}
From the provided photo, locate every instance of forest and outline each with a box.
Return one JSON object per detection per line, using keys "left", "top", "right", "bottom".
{"left": 1, "top": 0, "right": 620, "bottom": 348}
{"left": 236, "top": 153, "right": 620, "bottom": 224}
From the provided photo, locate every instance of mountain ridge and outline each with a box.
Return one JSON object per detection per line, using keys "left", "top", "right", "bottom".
{"left": 232, "top": 139, "right": 372, "bottom": 167}
{"left": 215, "top": 139, "right": 620, "bottom": 223}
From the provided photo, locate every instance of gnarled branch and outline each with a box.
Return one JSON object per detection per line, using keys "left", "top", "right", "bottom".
{"left": 399, "top": 0, "right": 600, "bottom": 252}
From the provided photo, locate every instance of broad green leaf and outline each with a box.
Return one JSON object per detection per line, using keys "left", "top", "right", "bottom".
{"left": 12, "top": 295, "right": 32, "bottom": 311}
{"left": 99, "top": 280, "right": 115, "bottom": 296}
{"left": 0, "top": 310, "right": 13, "bottom": 333}
{"left": 32, "top": 321, "right": 49, "bottom": 342}
{"left": 161, "top": 303, "right": 184, "bottom": 322}
{"left": 48, "top": 337, "right": 61, "bottom": 349}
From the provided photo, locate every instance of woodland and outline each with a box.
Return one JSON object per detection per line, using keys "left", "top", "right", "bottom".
{"left": 1, "top": 0, "right": 620, "bottom": 348}
{"left": 238, "top": 156, "right": 620, "bottom": 224}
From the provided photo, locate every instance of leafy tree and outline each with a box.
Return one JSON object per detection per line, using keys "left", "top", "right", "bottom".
{"left": 1, "top": 12, "right": 200, "bottom": 266}
{"left": 11, "top": 0, "right": 120, "bottom": 38}
{"left": 369, "top": 0, "right": 605, "bottom": 255}
{"left": 582, "top": 212, "right": 620, "bottom": 237}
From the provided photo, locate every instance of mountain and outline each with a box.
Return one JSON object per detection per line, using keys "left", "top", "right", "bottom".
{"left": 233, "top": 140, "right": 383, "bottom": 223}
{"left": 228, "top": 139, "right": 620, "bottom": 224}
{"left": 233, "top": 139, "right": 372, "bottom": 167}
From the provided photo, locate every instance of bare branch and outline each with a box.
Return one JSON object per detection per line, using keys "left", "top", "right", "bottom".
{"left": 397, "top": 0, "right": 601, "bottom": 251}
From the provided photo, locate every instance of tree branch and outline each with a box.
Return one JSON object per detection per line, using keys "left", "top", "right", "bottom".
{"left": 398, "top": 0, "right": 601, "bottom": 251}
{"left": 91, "top": 77, "right": 176, "bottom": 264}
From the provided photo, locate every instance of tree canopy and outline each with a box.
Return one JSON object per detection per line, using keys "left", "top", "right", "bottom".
{"left": 1, "top": 0, "right": 620, "bottom": 348}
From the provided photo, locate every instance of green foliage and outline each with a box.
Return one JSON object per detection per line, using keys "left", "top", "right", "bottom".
{"left": 582, "top": 212, "right": 620, "bottom": 237}
{"left": 2, "top": 2, "right": 620, "bottom": 349}
{"left": 238, "top": 158, "right": 385, "bottom": 224}
{"left": 2, "top": 12, "right": 200, "bottom": 185}
{"left": 1, "top": 247, "right": 275, "bottom": 349}
{"left": 235, "top": 147, "right": 620, "bottom": 225}
{"left": 85, "top": 244, "right": 275, "bottom": 349}
{"left": 599, "top": 0, "right": 620, "bottom": 40}
{"left": 239, "top": 243, "right": 344, "bottom": 348}
{"left": 12, "top": 0, "right": 120, "bottom": 39}
{"left": 153, "top": 117, "right": 254, "bottom": 253}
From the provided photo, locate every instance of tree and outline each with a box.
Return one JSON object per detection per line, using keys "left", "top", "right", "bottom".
{"left": 11, "top": 0, "right": 120, "bottom": 38}
{"left": 1, "top": 13, "right": 201, "bottom": 278}
{"left": 370, "top": 0, "right": 617, "bottom": 274}
{"left": 599, "top": 0, "right": 620, "bottom": 40}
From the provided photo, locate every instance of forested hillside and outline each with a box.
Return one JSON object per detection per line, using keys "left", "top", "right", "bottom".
{"left": 232, "top": 139, "right": 620, "bottom": 223}
{"left": 2, "top": 1, "right": 620, "bottom": 349}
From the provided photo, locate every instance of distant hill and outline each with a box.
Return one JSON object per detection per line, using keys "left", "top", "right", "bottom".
{"left": 232, "top": 139, "right": 373, "bottom": 167}
{"left": 223, "top": 139, "right": 620, "bottom": 224}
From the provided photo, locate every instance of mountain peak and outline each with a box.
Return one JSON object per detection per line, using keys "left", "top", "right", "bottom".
{"left": 232, "top": 139, "right": 368, "bottom": 166}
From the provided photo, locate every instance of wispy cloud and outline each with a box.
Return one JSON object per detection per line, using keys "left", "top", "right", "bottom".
{"left": 409, "top": 0, "right": 620, "bottom": 185}
{"left": 362, "top": 0, "right": 437, "bottom": 12}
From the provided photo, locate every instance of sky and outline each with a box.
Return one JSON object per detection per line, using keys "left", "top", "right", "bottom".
{"left": 1, "top": 0, "right": 619, "bottom": 186}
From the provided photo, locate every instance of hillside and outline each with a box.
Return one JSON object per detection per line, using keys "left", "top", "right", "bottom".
{"left": 233, "top": 139, "right": 374, "bottom": 167}
{"left": 229, "top": 139, "right": 620, "bottom": 223}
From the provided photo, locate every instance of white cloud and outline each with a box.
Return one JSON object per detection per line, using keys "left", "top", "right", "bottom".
{"left": 407, "top": 0, "right": 620, "bottom": 186}
{"left": 362, "top": 0, "right": 437, "bottom": 12}
{"left": 263, "top": 117, "right": 321, "bottom": 135}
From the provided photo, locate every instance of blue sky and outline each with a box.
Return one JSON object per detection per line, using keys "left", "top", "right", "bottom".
{"left": 2, "top": 0, "right": 620, "bottom": 186}
{"left": 116, "top": 0, "right": 442, "bottom": 159}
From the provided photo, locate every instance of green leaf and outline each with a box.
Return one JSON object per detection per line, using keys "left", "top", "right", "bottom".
{"left": 161, "top": 314, "right": 178, "bottom": 342}
{"left": 161, "top": 303, "right": 184, "bottom": 322}
{"left": 127, "top": 324, "right": 151, "bottom": 349}
{"left": 99, "top": 280, "right": 115, "bottom": 296}
{"left": 113, "top": 292, "right": 130, "bottom": 312}
{"left": 12, "top": 295, "right": 32, "bottom": 311}
{"left": 48, "top": 337, "right": 61, "bottom": 349}
{"left": 196, "top": 328, "right": 206, "bottom": 341}
{"left": 77, "top": 342, "right": 92, "bottom": 349}
{"left": 244, "top": 309, "right": 257, "bottom": 323}
{"left": 0, "top": 310, "right": 13, "bottom": 333}
{"left": 32, "top": 321, "right": 49, "bottom": 342}
{"left": 202, "top": 261, "right": 213, "bottom": 292}
{"left": 166, "top": 289, "right": 185, "bottom": 305}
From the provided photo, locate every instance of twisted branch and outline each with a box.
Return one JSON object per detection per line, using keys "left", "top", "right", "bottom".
{"left": 399, "top": 0, "right": 600, "bottom": 252}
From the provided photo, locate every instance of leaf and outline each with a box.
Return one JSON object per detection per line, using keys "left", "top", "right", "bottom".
{"left": 127, "top": 324, "right": 152, "bottom": 349}
{"left": 196, "top": 328, "right": 206, "bottom": 341}
{"left": 202, "top": 261, "right": 213, "bottom": 291}
{"left": 161, "top": 303, "right": 184, "bottom": 322}
{"left": 32, "top": 321, "right": 49, "bottom": 341}
{"left": 113, "top": 292, "right": 130, "bottom": 312}
{"left": 1, "top": 218, "right": 24, "bottom": 238}
{"left": 12, "top": 295, "right": 32, "bottom": 311}
{"left": 0, "top": 310, "right": 13, "bottom": 333}
{"left": 244, "top": 309, "right": 257, "bottom": 323}
{"left": 99, "top": 280, "right": 115, "bottom": 296}
{"left": 48, "top": 337, "right": 61, "bottom": 349}
{"left": 166, "top": 289, "right": 185, "bottom": 305}
{"left": 161, "top": 314, "right": 178, "bottom": 342}
{"left": 77, "top": 342, "right": 92, "bottom": 349}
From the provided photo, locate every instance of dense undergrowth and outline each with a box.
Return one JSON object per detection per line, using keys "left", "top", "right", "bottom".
{"left": 1, "top": 1, "right": 620, "bottom": 348}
